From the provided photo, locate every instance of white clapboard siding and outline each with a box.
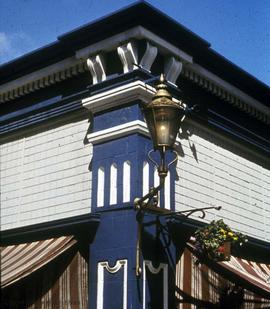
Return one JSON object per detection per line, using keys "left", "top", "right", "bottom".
{"left": 175, "top": 124, "right": 270, "bottom": 242}
{"left": 0, "top": 117, "right": 92, "bottom": 230}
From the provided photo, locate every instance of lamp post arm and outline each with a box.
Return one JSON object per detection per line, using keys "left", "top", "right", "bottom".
{"left": 135, "top": 175, "right": 166, "bottom": 277}
{"left": 134, "top": 175, "right": 165, "bottom": 210}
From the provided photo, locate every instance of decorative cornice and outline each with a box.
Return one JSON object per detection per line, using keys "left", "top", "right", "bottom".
{"left": 1, "top": 26, "right": 269, "bottom": 125}
{"left": 75, "top": 26, "right": 192, "bottom": 63}
{"left": 0, "top": 26, "right": 190, "bottom": 104}
{"left": 182, "top": 64, "right": 270, "bottom": 124}
{"left": 0, "top": 59, "right": 88, "bottom": 102}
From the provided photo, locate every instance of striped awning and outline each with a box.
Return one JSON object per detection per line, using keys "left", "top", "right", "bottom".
{"left": 1, "top": 235, "right": 77, "bottom": 288}
{"left": 220, "top": 255, "right": 270, "bottom": 296}
{"left": 176, "top": 246, "right": 270, "bottom": 308}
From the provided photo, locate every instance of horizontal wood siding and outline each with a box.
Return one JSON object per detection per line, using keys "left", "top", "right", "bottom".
{"left": 175, "top": 125, "right": 270, "bottom": 242}
{"left": 1, "top": 117, "right": 92, "bottom": 230}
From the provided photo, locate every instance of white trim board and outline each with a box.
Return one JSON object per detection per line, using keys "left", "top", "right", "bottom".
{"left": 97, "top": 259, "right": 128, "bottom": 309}
{"left": 87, "top": 120, "right": 149, "bottom": 144}
{"left": 82, "top": 80, "right": 183, "bottom": 114}
{"left": 143, "top": 261, "right": 168, "bottom": 309}
{"left": 82, "top": 80, "right": 155, "bottom": 113}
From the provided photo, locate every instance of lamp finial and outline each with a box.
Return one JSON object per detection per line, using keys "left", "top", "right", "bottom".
{"left": 160, "top": 73, "right": 165, "bottom": 83}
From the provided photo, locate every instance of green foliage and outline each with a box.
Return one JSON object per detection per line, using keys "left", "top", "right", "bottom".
{"left": 194, "top": 219, "right": 248, "bottom": 261}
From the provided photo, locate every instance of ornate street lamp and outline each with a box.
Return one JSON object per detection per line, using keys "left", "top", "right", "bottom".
{"left": 134, "top": 74, "right": 221, "bottom": 276}
{"left": 134, "top": 74, "right": 187, "bottom": 276}
{"left": 134, "top": 75, "right": 186, "bottom": 211}
{"left": 144, "top": 74, "right": 185, "bottom": 151}
{"left": 143, "top": 74, "right": 186, "bottom": 178}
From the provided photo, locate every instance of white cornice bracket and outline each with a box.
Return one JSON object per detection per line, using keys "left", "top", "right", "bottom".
{"left": 164, "top": 57, "right": 183, "bottom": 85}
{"left": 117, "top": 41, "right": 138, "bottom": 73}
{"left": 139, "top": 42, "right": 158, "bottom": 72}
{"left": 87, "top": 54, "right": 106, "bottom": 84}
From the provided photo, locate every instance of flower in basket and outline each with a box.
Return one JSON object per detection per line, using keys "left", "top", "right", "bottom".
{"left": 194, "top": 219, "right": 248, "bottom": 261}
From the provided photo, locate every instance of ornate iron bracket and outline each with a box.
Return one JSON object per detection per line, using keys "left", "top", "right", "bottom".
{"left": 134, "top": 202, "right": 222, "bottom": 276}
{"left": 157, "top": 206, "right": 222, "bottom": 219}
{"left": 134, "top": 176, "right": 165, "bottom": 277}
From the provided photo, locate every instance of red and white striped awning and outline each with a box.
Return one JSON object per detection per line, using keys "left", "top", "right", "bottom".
{"left": 1, "top": 236, "right": 77, "bottom": 288}
{"left": 176, "top": 245, "right": 270, "bottom": 308}
{"left": 221, "top": 255, "right": 270, "bottom": 297}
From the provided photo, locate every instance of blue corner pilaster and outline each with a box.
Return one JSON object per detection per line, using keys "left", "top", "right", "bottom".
{"left": 89, "top": 209, "right": 140, "bottom": 308}
{"left": 88, "top": 102, "right": 178, "bottom": 308}
{"left": 141, "top": 214, "right": 177, "bottom": 308}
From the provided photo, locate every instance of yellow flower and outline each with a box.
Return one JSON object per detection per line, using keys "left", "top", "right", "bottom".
{"left": 228, "top": 232, "right": 234, "bottom": 237}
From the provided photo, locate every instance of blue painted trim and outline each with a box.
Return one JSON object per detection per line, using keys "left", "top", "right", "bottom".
{"left": 87, "top": 69, "right": 154, "bottom": 95}
{"left": 89, "top": 209, "right": 141, "bottom": 308}
{"left": 0, "top": 71, "right": 150, "bottom": 136}
{"left": 103, "top": 267, "right": 125, "bottom": 308}
{"left": 1, "top": 213, "right": 100, "bottom": 245}
{"left": 142, "top": 214, "right": 177, "bottom": 307}
{"left": 0, "top": 95, "right": 62, "bottom": 122}
{"left": 0, "top": 100, "right": 83, "bottom": 135}
{"left": 208, "top": 110, "right": 270, "bottom": 155}
{"left": 92, "top": 135, "right": 146, "bottom": 211}
{"left": 93, "top": 102, "right": 143, "bottom": 132}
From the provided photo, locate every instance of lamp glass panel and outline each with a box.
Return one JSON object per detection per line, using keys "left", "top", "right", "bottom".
{"left": 144, "top": 105, "right": 183, "bottom": 150}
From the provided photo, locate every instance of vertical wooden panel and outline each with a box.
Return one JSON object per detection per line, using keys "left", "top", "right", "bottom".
{"left": 183, "top": 250, "right": 192, "bottom": 309}
{"left": 200, "top": 264, "right": 209, "bottom": 302}
{"left": 70, "top": 253, "right": 79, "bottom": 309}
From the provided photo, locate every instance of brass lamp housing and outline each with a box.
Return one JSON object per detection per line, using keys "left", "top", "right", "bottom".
{"left": 143, "top": 75, "right": 185, "bottom": 151}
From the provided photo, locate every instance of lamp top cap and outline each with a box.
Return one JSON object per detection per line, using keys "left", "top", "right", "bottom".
{"left": 153, "top": 74, "right": 172, "bottom": 101}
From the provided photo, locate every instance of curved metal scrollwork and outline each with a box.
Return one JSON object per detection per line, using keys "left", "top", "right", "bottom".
{"left": 148, "top": 149, "right": 178, "bottom": 170}
{"left": 158, "top": 206, "right": 222, "bottom": 219}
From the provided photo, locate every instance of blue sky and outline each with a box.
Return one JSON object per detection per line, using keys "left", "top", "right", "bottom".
{"left": 0, "top": 0, "right": 269, "bottom": 85}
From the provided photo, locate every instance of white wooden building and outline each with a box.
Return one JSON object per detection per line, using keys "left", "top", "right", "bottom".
{"left": 1, "top": 2, "right": 269, "bottom": 308}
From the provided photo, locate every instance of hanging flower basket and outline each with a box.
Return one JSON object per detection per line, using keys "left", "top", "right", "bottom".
{"left": 217, "top": 241, "right": 231, "bottom": 261}
{"left": 194, "top": 219, "right": 247, "bottom": 262}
